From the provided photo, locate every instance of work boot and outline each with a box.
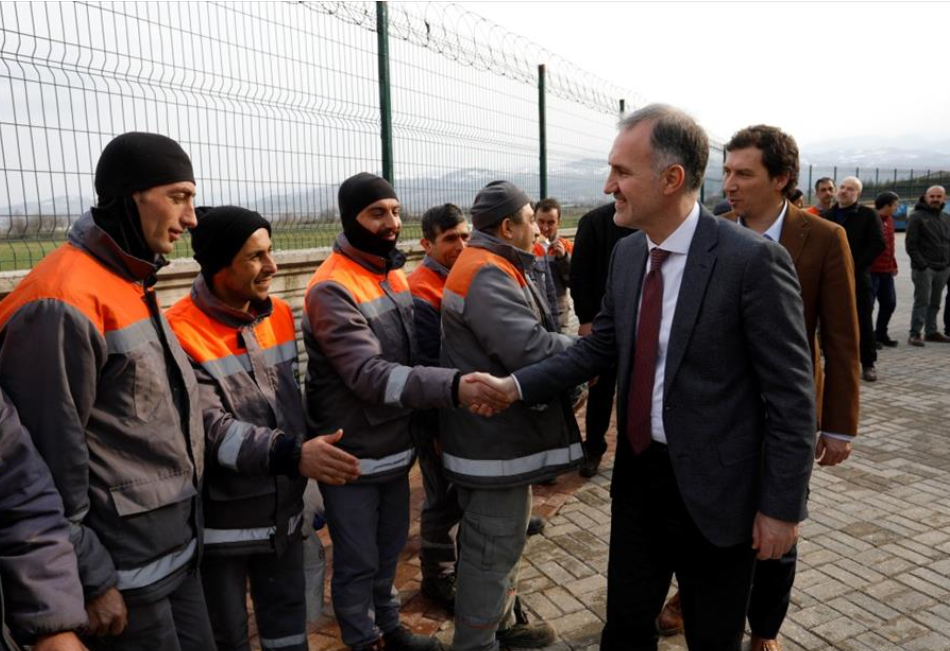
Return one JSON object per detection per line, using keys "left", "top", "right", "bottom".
{"left": 383, "top": 625, "right": 445, "bottom": 651}
{"left": 925, "top": 332, "right": 950, "bottom": 343}
{"left": 862, "top": 365, "right": 878, "bottom": 382}
{"left": 496, "top": 597, "right": 557, "bottom": 649}
{"left": 421, "top": 574, "right": 456, "bottom": 613}
{"left": 655, "top": 591, "right": 683, "bottom": 636}
{"left": 351, "top": 637, "right": 383, "bottom": 651}
{"left": 579, "top": 452, "right": 603, "bottom": 478}
{"left": 527, "top": 515, "right": 546, "bottom": 536}
{"left": 909, "top": 333, "right": 925, "bottom": 347}
{"left": 750, "top": 634, "right": 784, "bottom": 651}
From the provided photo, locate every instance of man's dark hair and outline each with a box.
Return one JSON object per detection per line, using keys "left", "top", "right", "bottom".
{"left": 535, "top": 198, "right": 561, "bottom": 219}
{"left": 618, "top": 104, "right": 709, "bottom": 192}
{"left": 815, "top": 177, "right": 835, "bottom": 192}
{"left": 726, "top": 125, "right": 799, "bottom": 198}
{"left": 421, "top": 203, "right": 465, "bottom": 241}
{"left": 875, "top": 191, "right": 901, "bottom": 210}
{"left": 788, "top": 188, "right": 804, "bottom": 203}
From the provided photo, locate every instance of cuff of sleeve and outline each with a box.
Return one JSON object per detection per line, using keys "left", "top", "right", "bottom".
{"left": 511, "top": 374, "right": 524, "bottom": 401}
{"left": 820, "top": 431, "right": 855, "bottom": 442}
{"left": 269, "top": 434, "right": 301, "bottom": 477}
{"left": 451, "top": 371, "right": 462, "bottom": 408}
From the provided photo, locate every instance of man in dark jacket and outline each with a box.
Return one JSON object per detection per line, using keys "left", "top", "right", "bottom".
{"left": 0, "top": 391, "right": 87, "bottom": 651}
{"left": 569, "top": 203, "right": 633, "bottom": 477}
{"left": 905, "top": 185, "right": 950, "bottom": 345}
{"left": 0, "top": 133, "right": 214, "bottom": 650}
{"left": 407, "top": 204, "right": 469, "bottom": 610}
{"left": 820, "top": 177, "right": 885, "bottom": 381}
{"left": 167, "top": 206, "right": 361, "bottom": 651}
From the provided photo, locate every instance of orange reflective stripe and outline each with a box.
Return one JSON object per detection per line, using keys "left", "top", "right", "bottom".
{"left": 444, "top": 247, "right": 525, "bottom": 298}
{"left": 407, "top": 264, "right": 445, "bottom": 311}
{"left": 307, "top": 251, "right": 409, "bottom": 304}
{"left": 0, "top": 244, "right": 150, "bottom": 336}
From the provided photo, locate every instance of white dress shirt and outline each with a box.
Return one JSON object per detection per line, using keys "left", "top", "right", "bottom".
{"left": 640, "top": 202, "right": 701, "bottom": 444}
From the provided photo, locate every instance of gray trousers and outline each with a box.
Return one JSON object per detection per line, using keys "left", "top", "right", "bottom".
{"left": 417, "top": 431, "right": 462, "bottom": 580}
{"left": 83, "top": 570, "right": 215, "bottom": 651}
{"left": 453, "top": 485, "right": 532, "bottom": 651}
{"left": 911, "top": 267, "right": 950, "bottom": 335}
{"left": 320, "top": 476, "right": 409, "bottom": 648}
{"left": 200, "top": 536, "right": 308, "bottom": 651}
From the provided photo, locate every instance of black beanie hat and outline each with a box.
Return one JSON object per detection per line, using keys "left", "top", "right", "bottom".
{"left": 191, "top": 206, "right": 272, "bottom": 281}
{"left": 337, "top": 172, "right": 400, "bottom": 258}
{"left": 471, "top": 180, "right": 531, "bottom": 230}
{"left": 95, "top": 132, "right": 195, "bottom": 203}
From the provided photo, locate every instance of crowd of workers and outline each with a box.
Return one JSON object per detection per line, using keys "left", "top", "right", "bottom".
{"left": 1, "top": 103, "right": 948, "bottom": 651}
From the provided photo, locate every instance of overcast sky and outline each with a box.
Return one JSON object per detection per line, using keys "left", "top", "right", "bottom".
{"left": 460, "top": 1, "right": 950, "bottom": 149}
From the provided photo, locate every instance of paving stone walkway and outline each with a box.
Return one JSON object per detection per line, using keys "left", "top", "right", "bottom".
{"left": 293, "top": 233, "right": 950, "bottom": 651}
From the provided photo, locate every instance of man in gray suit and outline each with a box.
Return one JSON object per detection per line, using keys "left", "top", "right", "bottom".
{"left": 477, "top": 104, "right": 817, "bottom": 651}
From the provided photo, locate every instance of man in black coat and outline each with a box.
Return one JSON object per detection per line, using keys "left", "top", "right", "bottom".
{"left": 569, "top": 203, "right": 633, "bottom": 476}
{"left": 821, "top": 176, "right": 885, "bottom": 381}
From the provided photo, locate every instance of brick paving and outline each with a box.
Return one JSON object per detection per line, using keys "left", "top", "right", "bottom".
{"left": 280, "top": 233, "right": 950, "bottom": 651}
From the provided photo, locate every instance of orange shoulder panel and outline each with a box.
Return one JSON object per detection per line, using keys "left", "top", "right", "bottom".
{"left": 306, "top": 252, "right": 387, "bottom": 304}
{"left": 532, "top": 243, "right": 545, "bottom": 257}
{"left": 408, "top": 264, "right": 445, "bottom": 310}
{"left": 253, "top": 298, "right": 297, "bottom": 350}
{"left": 445, "top": 247, "right": 525, "bottom": 298}
{"left": 560, "top": 238, "right": 574, "bottom": 254}
{"left": 166, "top": 295, "right": 238, "bottom": 364}
{"left": 0, "top": 244, "right": 150, "bottom": 335}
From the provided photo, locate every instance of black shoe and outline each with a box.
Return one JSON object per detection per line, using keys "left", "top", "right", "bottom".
{"left": 875, "top": 341, "right": 883, "bottom": 350}
{"left": 909, "top": 334, "right": 925, "bottom": 347}
{"left": 580, "top": 452, "right": 603, "bottom": 478}
{"left": 497, "top": 597, "right": 558, "bottom": 648}
{"left": 526, "top": 516, "right": 546, "bottom": 537}
{"left": 877, "top": 336, "right": 898, "bottom": 348}
{"left": 382, "top": 625, "right": 445, "bottom": 651}
{"left": 421, "top": 575, "right": 456, "bottom": 613}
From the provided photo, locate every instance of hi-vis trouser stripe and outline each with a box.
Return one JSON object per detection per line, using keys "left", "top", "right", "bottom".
{"left": 204, "top": 511, "right": 305, "bottom": 546}
{"left": 442, "top": 442, "right": 584, "bottom": 477}
{"left": 115, "top": 538, "right": 197, "bottom": 590}
{"left": 260, "top": 632, "right": 308, "bottom": 649}
{"left": 358, "top": 448, "right": 415, "bottom": 477}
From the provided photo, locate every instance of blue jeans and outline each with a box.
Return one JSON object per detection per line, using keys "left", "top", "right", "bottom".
{"left": 870, "top": 272, "right": 897, "bottom": 340}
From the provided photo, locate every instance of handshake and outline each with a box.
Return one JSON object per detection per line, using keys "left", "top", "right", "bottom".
{"left": 457, "top": 372, "right": 520, "bottom": 416}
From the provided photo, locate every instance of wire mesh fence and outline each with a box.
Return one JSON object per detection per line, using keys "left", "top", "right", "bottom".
{"left": 1, "top": 2, "right": 947, "bottom": 271}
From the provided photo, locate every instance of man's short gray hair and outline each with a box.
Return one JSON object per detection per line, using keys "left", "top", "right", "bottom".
{"left": 840, "top": 176, "right": 863, "bottom": 194}
{"left": 618, "top": 104, "right": 709, "bottom": 192}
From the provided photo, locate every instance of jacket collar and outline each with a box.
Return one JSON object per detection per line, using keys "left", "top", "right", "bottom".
{"left": 190, "top": 273, "right": 273, "bottom": 329}
{"left": 68, "top": 211, "right": 164, "bottom": 284}
{"left": 334, "top": 234, "right": 406, "bottom": 274}
{"left": 421, "top": 254, "right": 450, "bottom": 279}
{"left": 468, "top": 230, "right": 536, "bottom": 276}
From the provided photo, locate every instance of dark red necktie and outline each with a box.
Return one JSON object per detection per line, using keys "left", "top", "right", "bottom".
{"left": 626, "top": 248, "right": 670, "bottom": 455}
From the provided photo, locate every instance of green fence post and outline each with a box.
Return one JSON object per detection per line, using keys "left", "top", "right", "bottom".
{"left": 833, "top": 166, "right": 837, "bottom": 183}
{"left": 807, "top": 165, "right": 813, "bottom": 205}
{"left": 619, "top": 98, "right": 626, "bottom": 118}
{"left": 376, "top": 1, "right": 394, "bottom": 184}
{"left": 910, "top": 169, "right": 915, "bottom": 200}
{"left": 538, "top": 64, "right": 547, "bottom": 199}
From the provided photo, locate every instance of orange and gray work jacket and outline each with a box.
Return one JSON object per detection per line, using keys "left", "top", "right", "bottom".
{"left": 407, "top": 255, "right": 449, "bottom": 368}
{"left": 303, "top": 235, "right": 458, "bottom": 483}
{"left": 533, "top": 237, "right": 574, "bottom": 299}
{"left": 440, "top": 230, "right": 583, "bottom": 489}
{"left": 0, "top": 212, "right": 204, "bottom": 603}
{"left": 166, "top": 276, "right": 307, "bottom": 557}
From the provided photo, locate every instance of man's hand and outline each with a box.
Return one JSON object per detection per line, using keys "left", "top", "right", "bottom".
{"left": 299, "top": 429, "right": 361, "bottom": 485}
{"left": 550, "top": 239, "right": 567, "bottom": 258}
{"left": 34, "top": 632, "right": 89, "bottom": 651}
{"left": 751, "top": 512, "right": 798, "bottom": 561}
{"left": 458, "top": 372, "right": 518, "bottom": 416}
{"left": 815, "top": 436, "right": 852, "bottom": 467}
{"left": 577, "top": 322, "right": 593, "bottom": 337}
{"left": 35, "top": 632, "right": 89, "bottom": 651}
{"left": 85, "top": 587, "right": 127, "bottom": 637}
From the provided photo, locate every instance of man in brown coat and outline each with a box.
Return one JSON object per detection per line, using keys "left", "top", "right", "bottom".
{"left": 657, "top": 125, "right": 860, "bottom": 651}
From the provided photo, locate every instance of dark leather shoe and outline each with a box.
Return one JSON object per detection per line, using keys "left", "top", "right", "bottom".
{"left": 526, "top": 516, "right": 546, "bottom": 536}
{"left": 909, "top": 334, "right": 925, "bottom": 347}
{"left": 421, "top": 575, "right": 456, "bottom": 613}
{"left": 862, "top": 366, "right": 878, "bottom": 382}
{"left": 877, "top": 336, "right": 898, "bottom": 347}
{"left": 750, "top": 634, "right": 783, "bottom": 651}
{"left": 579, "top": 453, "right": 603, "bottom": 478}
{"left": 382, "top": 625, "right": 444, "bottom": 651}
{"left": 925, "top": 332, "right": 950, "bottom": 343}
{"left": 655, "top": 591, "right": 683, "bottom": 636}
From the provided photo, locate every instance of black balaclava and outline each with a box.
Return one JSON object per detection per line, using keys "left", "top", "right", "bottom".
{"left": 191, "top": 205, "right": 272, "bottom": 285}
{"left": 91, "top": 132, "right": 195, "bottom": 263}
{"left": 338, "top": 172, "right": 399, "bottom": 259}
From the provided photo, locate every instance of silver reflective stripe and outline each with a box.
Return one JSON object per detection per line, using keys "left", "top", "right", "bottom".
{"left": 200, "top": 354, "right": 251, "bottom": 380}
{"left": 441, "top": 288, "right": 465, "bottom": 314}
{"left": 383, "top": 366, "right": 410, "bottom": 407}
{"left": 260, "top": 633, "right": 308, "bottom": 649}
{"left": 204, "top": 511, "right": 305, "bottom": 545}
{"left": 359, "top": 449, "right": 414, "bottom": 476}
{"left": 204, "top": 525, "right": 274, "bottom": 545}
{"left": 357, "top": 294, "right": 399, "bottom": 320}
{"left": 105, "top": 318, "right": 159, "bottom": 354}
{"left": 263, "top": 340, "right": 298, "bottom": 367}
{"left": 115, "top": 538, "right": 197, "bottom": 590}
{"left": 442, "top": 442, "right": 584, "bottom": 478}
{"left": 218, "top": 421, "right": 254, "bottom": 470}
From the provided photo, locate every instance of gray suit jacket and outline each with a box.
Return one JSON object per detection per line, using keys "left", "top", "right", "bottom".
{"left": 515, "top": 208, "right": 816, "bottom": 547}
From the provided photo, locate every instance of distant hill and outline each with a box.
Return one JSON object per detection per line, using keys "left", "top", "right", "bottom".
{"left": 801, "top": 136, "right": 950, "bottom": 169}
